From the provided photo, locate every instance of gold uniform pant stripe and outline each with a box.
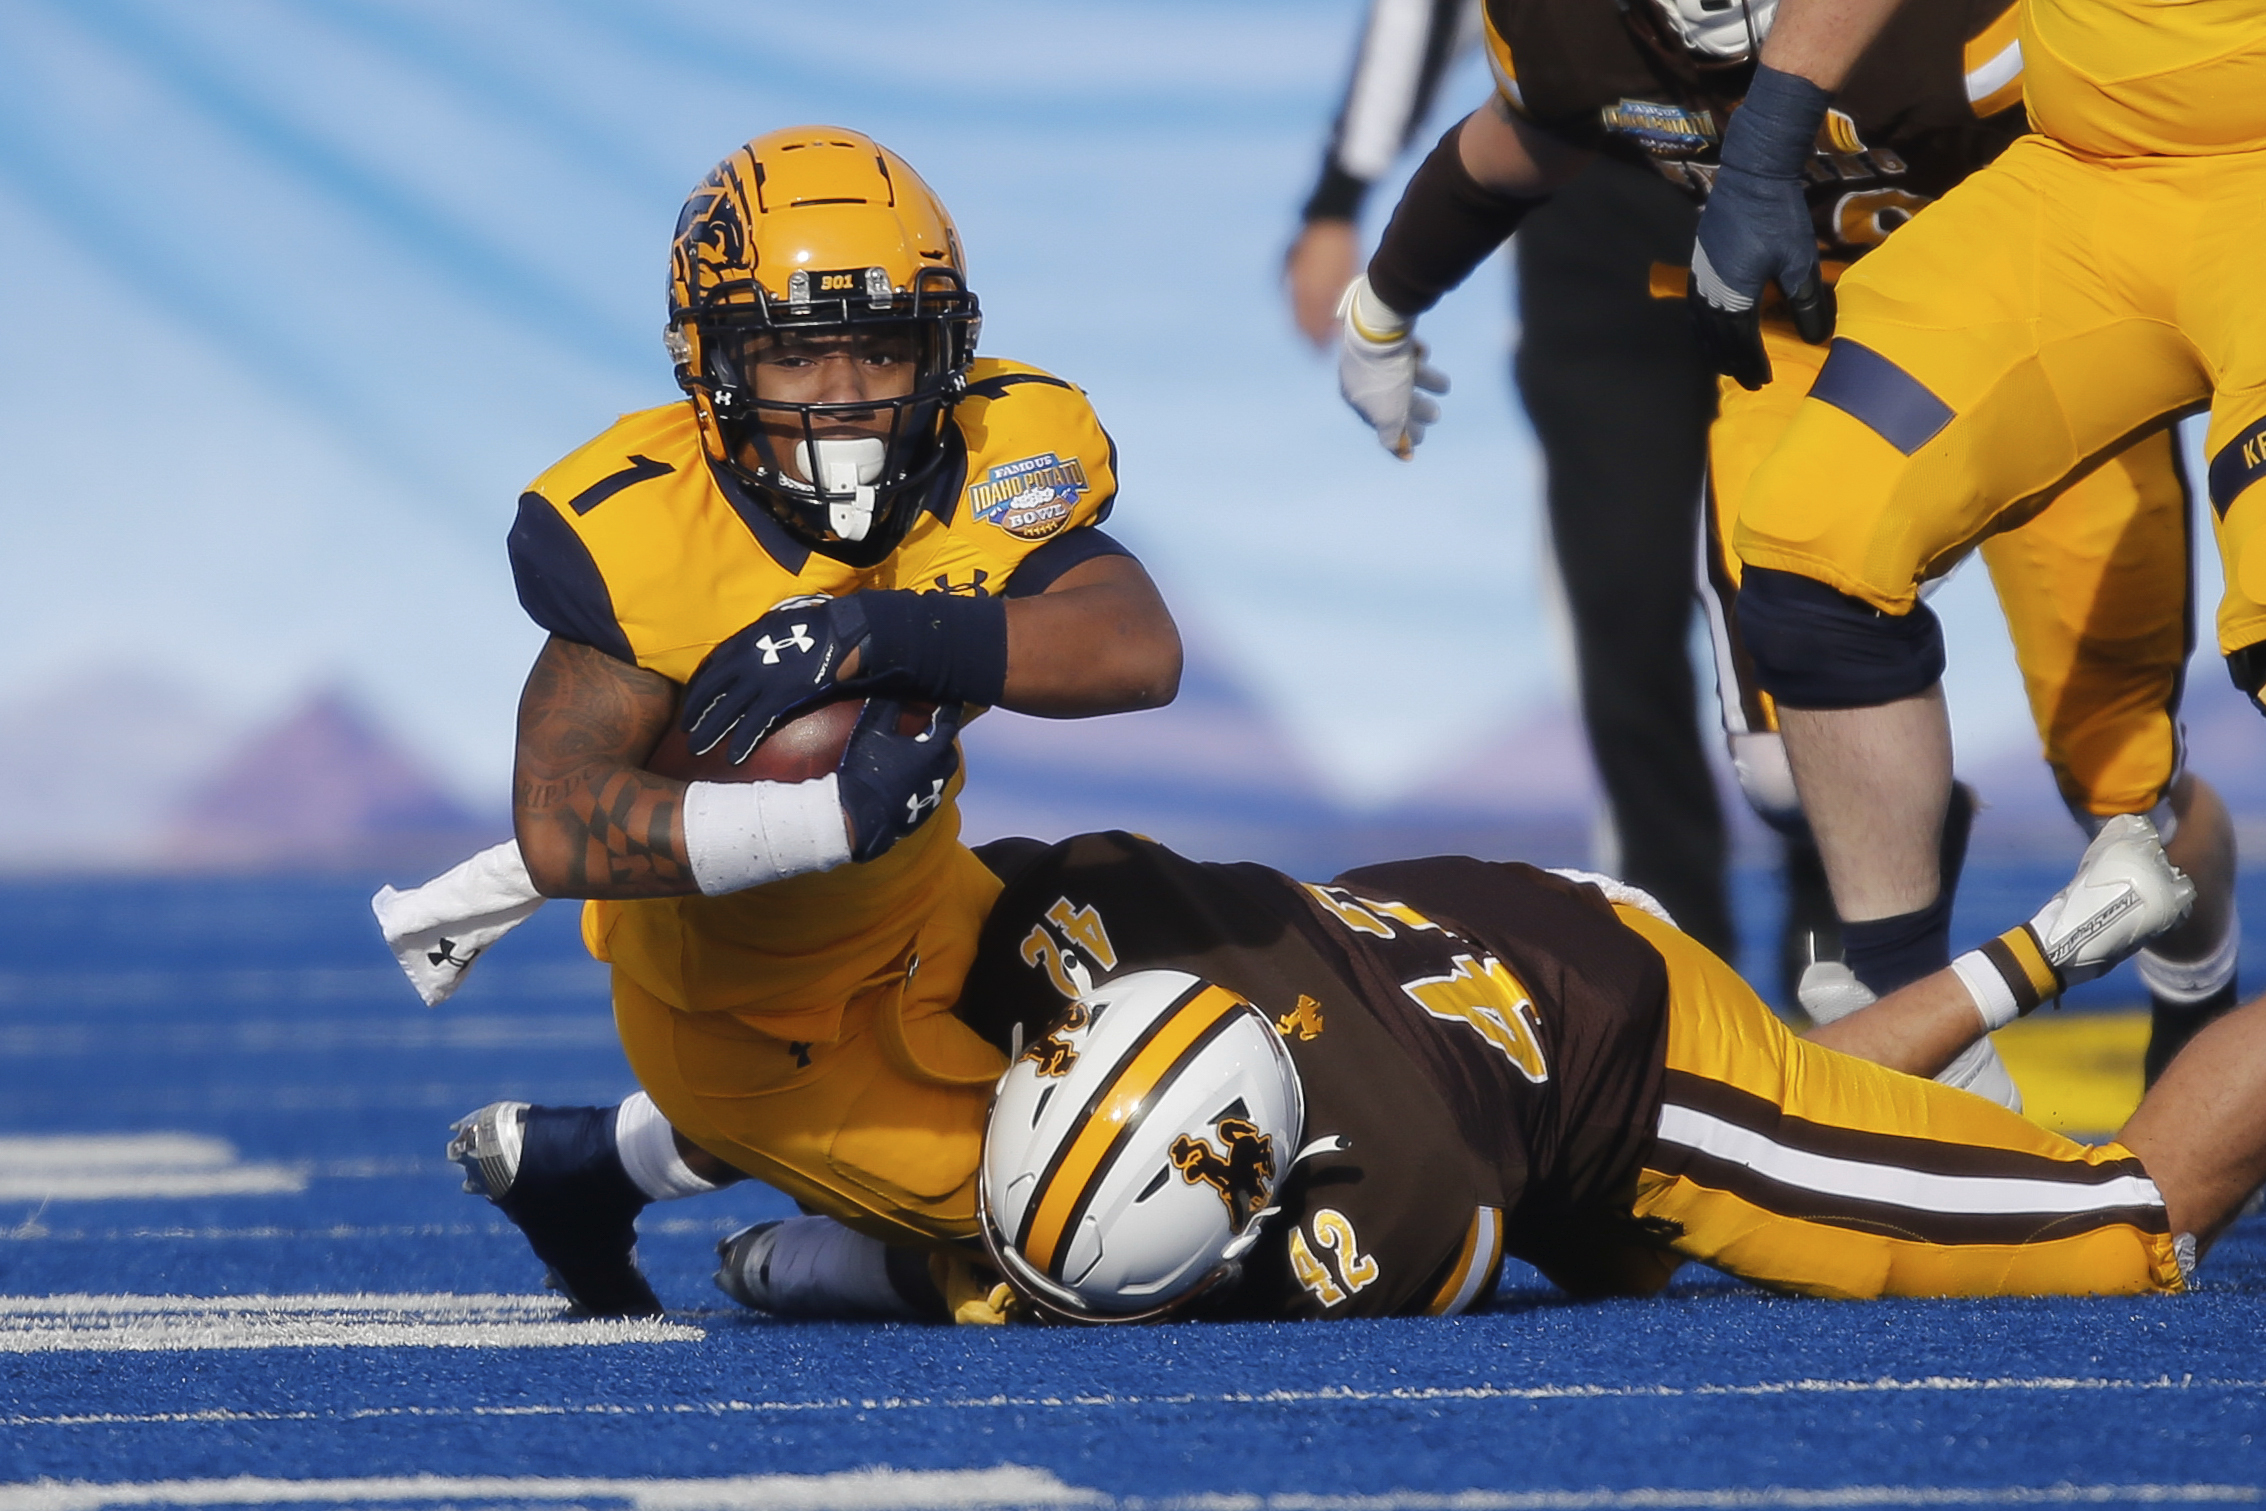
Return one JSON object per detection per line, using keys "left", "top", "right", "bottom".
{"left": 1611, "top": 904, "right": 2183, "bottom": 1300}
{"left": 1018, "top": 983, "right": 1247, "bottom": 1276}
{"left": 1422, "top": 1205, "right": 1504, "bottom": 1317}
{"left": 1653, "top": 1071, "right": 2169, "bottom": 1248}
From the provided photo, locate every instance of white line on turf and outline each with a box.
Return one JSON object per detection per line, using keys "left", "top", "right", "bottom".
{"left": 7, "top": 1373, "right": 2258, "bottom": 1426}
{"left": 0, "top": 1215, "right": 749, "bottom": 1242}
{"left": 0, "top": 1136, "right": 304, "bottom": 1201}
{"left": 0, "top": 1293, "right": 701, "bottom": 1351}
{"left": 0, "top": 1471, "right": 2250, "bottom": 1511}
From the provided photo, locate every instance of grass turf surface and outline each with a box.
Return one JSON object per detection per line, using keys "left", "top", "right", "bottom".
{"left": 0, "top": 874, "right": 2259, "bottom": 1505}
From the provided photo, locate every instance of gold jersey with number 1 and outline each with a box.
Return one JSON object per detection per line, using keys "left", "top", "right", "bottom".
{"left": 507, "top": 358, "right": 1126, "bottom": 1246}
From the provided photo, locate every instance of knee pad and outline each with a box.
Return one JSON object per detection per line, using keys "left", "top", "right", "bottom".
{"left": 1735, "top": 567, "right": 1946, "bottom": 710}
{"left": 1728, "top": 732, "right": 1805, "bottom": 832}
{"left": 2228, "top": 642, "right": 2266, "bottom": 714}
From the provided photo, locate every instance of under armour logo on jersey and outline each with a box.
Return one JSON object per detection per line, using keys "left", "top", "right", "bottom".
{"left": 755, "top": 624, "right": 814, "bottom": 663}
{"left": 427, "top": 938, "right": 479, "bottom": 971}
{"left": 903, "top": 779, "right": 945, "bottom": 825}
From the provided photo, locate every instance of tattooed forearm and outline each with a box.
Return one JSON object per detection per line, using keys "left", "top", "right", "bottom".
{"left": 513, "top": 636, "right": 697, "bottom": 898}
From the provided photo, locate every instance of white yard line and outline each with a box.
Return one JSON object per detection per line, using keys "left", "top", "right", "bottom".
{"left": 7, "top": 1372, "right": 2259, "bottom": 1426}
{"left": 0, "top": 1135, "right": 302, "bottom": 1201}
{"left": 0, "top": 1293, "right": 700, "bottom": 1351}
{"left": 0, "top": 1471, "right": 2250, "bottom": 1511}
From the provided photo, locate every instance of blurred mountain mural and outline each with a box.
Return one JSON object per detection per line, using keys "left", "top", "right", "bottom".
{"left": 9, "top": 643, "right": 2255, "bottom": 881}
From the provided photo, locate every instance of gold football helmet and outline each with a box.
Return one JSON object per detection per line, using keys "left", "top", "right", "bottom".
{"left": 666, "top": 126, "right": 980, "bottom": 564}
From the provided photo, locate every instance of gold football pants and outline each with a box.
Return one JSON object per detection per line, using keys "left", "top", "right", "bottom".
{"left": 1705, "top": 319, "right": 2194, "bottom": 818}
{"left": 599, "top": 839, "right": 1007, "bottom": 1250}
{"left": 1735, "top": 133, "right": 2266, "bottom": 680}
{"left": 1619, "top": 905, "right": 2184, "bottom": 1299}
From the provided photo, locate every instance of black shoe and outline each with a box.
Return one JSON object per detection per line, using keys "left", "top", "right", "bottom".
{"left": 2145, "top": 981, "right": 2241, "bottom": 1088}
{"left": 448, "top": 1101, "right": 662, "bottom": 1317}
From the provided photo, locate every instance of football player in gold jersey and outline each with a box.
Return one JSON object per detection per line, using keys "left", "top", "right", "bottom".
{"left": 436, "top": 127, "right": 1181, "bottom": 1314}
{"left": 1689, "top": 0, "right": 2266, "bottom": 1090}
{"left": 1332, "top": 0, "right": 2239, "bottom": 1091}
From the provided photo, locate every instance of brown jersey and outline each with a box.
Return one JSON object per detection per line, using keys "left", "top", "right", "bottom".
{"left": 1482, "top": 0, "right": 2026, "bottom": 262}
{"left": 958, "top": 833, "right": 1674, "bottom": 1320}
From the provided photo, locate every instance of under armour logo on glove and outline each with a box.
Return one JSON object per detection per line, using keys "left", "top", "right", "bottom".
{"left": 903, "top": 779, "right": 945, "bottom": 825}
{"left": 685, "top": 596, "right": 874, "bottom": 763}
{"left": 836, "top": 699, "right": 964, "bottom": 864}
{"left": 755, "top": 625, "right": 815, "bottom": 664}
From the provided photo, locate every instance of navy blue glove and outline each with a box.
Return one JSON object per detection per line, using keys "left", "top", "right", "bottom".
{"left": 684, "top": 596, "right": 874, "bottom": 765}
{"left": 837, "top": 698, "right": 964, "bottom": 864}
{"left": 1690, "top": 65, "right": 1836, "bottom": 391}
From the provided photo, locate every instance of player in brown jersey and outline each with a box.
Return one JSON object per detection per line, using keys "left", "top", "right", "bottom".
{"left": 406, "top": 127, "right": 1182, "bottom": 1317}
{"left": 722, "top": 817, "right": 2251, "bottom": 1324}
{"left": 1332, "top": 0, "right": 2239, "bottom": 1081}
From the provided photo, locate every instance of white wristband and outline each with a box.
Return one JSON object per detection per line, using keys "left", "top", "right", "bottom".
{"left": 1951, "top": 949, "right": 2022, "bottom": 1032}
{"left": 682, "top": 775, "right": 851, "bottom": 896}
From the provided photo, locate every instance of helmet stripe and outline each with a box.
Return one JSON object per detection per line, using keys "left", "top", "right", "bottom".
{"left": 1017, "top": 983, "right": 1249, "bottom": 1277}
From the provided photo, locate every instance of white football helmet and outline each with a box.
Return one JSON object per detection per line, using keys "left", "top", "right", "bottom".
{"left": 1647, "top": 0, "right": 1778, "bottom": 61}
{"left": 979, "top": 969, "right": 1305, "bottom": 1322}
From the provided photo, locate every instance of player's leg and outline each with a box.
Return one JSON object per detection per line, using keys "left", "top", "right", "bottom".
{"left": 1620, "top": 902, "right": 2187, "bottom": 1299}
{"left": 1696, "top": 321, "right": 1844, "bottom": 1001}
{"left": 2116, "top": 992, "right": 2266, "bottom": 1254}
{"left": 448, "top": 1091, "right": 733, "bottom": 1317}
{"left": 1516, "top": 158, "right": 1732, "bottom": 955}
{"left": 1974, "top": 428, "right": 2242, "bottom": 1081}
{"left": 1735, "top": 137, "right": 2214, "bottom": 997}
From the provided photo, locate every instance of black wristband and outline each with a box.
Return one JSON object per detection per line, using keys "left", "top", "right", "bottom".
{"left": 856, "top": 589, "right": 1010, "bottom": 708}
{"left": 1301, "top": 162, "right": 1369, "bottom": 225}
{"left": 1366, "top": 125, "right": 1541, "bottom": 318}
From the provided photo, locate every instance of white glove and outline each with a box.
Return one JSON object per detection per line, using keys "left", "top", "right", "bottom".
{"left": 1336, "top": 276, "right": 1448, "bottom": 459}
{"left": 1953, "top": 813, "right": 2195, "bottom": 1029}
{"left": 2031, "top": 813, "right": 2195, "bottom": 988}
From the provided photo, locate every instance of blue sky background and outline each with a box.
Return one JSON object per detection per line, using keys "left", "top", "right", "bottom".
{"left": 0, "top": 0, "right": 2157, "bottom": 814}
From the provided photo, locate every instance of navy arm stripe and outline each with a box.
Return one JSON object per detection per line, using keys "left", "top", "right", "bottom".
{"left": 1004, "top": 526, "right": 1135, "bottom": 598}
{"left": 507, "top": 492, "right": 637, "bottom": 663}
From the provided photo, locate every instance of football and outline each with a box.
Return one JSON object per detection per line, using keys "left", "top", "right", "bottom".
{"left": 642, "top": 699, "right": 937, "bottom": 784}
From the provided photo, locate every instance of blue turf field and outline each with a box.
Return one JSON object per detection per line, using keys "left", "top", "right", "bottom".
{"left": 2, "top": 873, "right": 2262, "bottom": 1509}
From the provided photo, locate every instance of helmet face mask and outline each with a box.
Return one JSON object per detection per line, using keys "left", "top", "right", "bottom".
{"left": 978, "top": 970, "right": 1308, "bottom": 1324}
{"left": 1638, "top": 0, "right": 1778, "bottom": 64}
{"left": 667, "top": 128, "right": 981, "bottom": 565}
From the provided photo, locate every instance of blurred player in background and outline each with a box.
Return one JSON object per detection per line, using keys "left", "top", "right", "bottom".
{"left": 1329, "top": 0, "right": 2238, "bottom": 1090}
{"left": 383, "top": 126, "right": 1182, "bottom": 1316}
{"left": 1288, "top": 0, "right": 1767, "bottom": 976}
{"left": 1688, "top": 0, "right": 2259, "bottom": 1081}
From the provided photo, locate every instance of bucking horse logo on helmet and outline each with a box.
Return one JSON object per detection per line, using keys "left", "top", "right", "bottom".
{"left": 1169, "top": 1117, "right": 1275, "bottom": 1228}
{"left": 671, "top": 163, "right": 751, "bottom": 303}
{"left": 1020, "top": 1002, "right": 1089, "bottom": 1079}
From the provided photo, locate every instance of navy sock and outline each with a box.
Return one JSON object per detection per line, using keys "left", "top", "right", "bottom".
{"left": 1843, "top": 889, "right": 1956, "bottom": 997}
